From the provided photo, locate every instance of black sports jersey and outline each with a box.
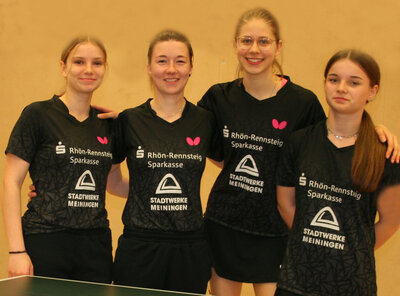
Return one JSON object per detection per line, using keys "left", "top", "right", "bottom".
{"left": 114, "top": 99, "right": 217, "bottom": 232}
{"left": 276, "top": 120, "right": 400, "bottom": 296}
{"left": 6, "top": 96, "right": 114, "bottom": 234}
{"left": 198, "top": 77, "right": 325, "bottom": 236}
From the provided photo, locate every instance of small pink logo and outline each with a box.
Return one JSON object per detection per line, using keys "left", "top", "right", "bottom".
{"left": 186, "top": 137, "right": 200, "bottom": 146}
{"left": 97, "top": 136, "right": 108, "bottom": 144}
{"left": 272, "top": 119, "right": 287, "bottom": 130}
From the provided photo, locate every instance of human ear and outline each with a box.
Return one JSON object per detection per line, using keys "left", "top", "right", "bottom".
{"left": 147, "top": 64, "right": 152, "bottom": 76}
{"left": 368, "top": 84, "right": 379, "bottom": 102}
{"left": 275, "top": 39, "right": 283, "bottom": 57}
{"left": 60, "top": 61, "right": 67, "bottom": 77}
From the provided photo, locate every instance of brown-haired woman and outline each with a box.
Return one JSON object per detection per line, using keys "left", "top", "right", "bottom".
{"left": 198, "top": 7, "right": 399, "bottom": 296}
{"left": 276, "top": 49, "right": 400, "bottom": 296}
{"left": 2, "top": 37, "right": 114, "bottom": 283}
{"left": 106, "top": 30, "right": 218, "bottom": 294}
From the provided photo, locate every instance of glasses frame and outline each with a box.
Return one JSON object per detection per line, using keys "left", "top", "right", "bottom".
{"left": 236, "top": 36, "right": 277, "bottom": 50}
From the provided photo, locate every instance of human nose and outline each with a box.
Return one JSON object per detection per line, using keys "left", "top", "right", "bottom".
{"left": 337, "top": 80, "right": 348, "bottom": 93}
{"left": 248, "top": 39, "right": 260, "bottom": 52}
{"left": 84, "top": 63, "right": 93, "bottom": 73}
{"left": 166, "top": 61, "right": 177, "bottom": 73}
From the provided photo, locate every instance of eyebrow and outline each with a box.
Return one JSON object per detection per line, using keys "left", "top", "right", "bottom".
{"left": 155, "top": 55, "right": 188, "bottom": 59}
{"left": 327, "top": 73, "right": 363, "bottom": 80}
{"left": 71, "top": 56, "right": 104, "bottom": 60}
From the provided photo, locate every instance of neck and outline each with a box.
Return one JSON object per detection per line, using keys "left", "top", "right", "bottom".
{"left": 326, "top": 110, "right": 363, "bottom": 146}
{"left": 59, "top": 90, "right": 92, "bottom": 122}
{"left": 242, "top": 70, "right": 280, "bottom": 100}
{"left": 150, "top": 94, "right": 186, "bottom": 123}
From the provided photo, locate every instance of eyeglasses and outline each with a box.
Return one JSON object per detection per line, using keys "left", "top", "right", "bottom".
{"left": 236, "top": 36, "right": 276, "bottom": 49}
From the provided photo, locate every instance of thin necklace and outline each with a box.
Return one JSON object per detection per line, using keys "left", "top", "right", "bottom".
{"left": 327, "top": 125, "right": 358, "bottom": 140}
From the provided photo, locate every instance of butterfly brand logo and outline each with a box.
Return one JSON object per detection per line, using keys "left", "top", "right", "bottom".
{"left": 186, "top": 137, "right": 200, "bottom": 146}
{"left": 97, "top": 136, "right": 108, "bottom": 144}
{"left": 272, "top": 119, "right": 287, "bottom": 130}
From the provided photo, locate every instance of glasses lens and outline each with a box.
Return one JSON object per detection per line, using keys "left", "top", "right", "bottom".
{"left": 238, "top": 37, "right": 253, "bottom": 48}
{"left": 258, "top": 37, "right": 271, "bottom": 47}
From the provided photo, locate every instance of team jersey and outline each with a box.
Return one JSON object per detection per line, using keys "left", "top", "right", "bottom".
{"left": 113, "top": 99, "right": 217, "bottom": 232}
{"left": 276, "top": 120, "right": 400, "bottom": 296}
{"left": 6, "top": 96, "right": 114, "bottom": 235}
{"left": 198, "top": 77, "right": 325, "bottom": 236}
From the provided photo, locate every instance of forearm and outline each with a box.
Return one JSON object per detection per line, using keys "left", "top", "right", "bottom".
{"left": 3, "top": 179, "right": 26, "bottom": 252}
{"left": 107, "top": 178, "right": 129, "bottom": 197}
{"left": 107, "top": 164, "right": 129, "bottom": 198}
{"left": 375, "top": 220, "right": 399, "bottom": 250}
{"left": 375, "top": 184, "right": 400, "bottom": 250}
{"left": 277, "top": 185, "right": 296, "bottom": 230}
{"left": 278, "top": 203, "right": 295, "bottom": 229}
{"left": 3, "top": 176, "right": 34, "bottom": 276}
{"left": 208, "top": 158, "right": 224, "bottom": 169}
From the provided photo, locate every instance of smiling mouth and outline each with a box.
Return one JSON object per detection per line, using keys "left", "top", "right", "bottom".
{"left": 164, "top": 78, "right": 179, "bottom": 82}
{"left": 246, "top": 58, "right": 264, "bottom": 64}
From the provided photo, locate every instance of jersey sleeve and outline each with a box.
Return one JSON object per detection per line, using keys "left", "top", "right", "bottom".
{"left": 377, "top": 161, "right": 400, "bottom": 192}
{"left": 112, "top": 112, "right": 127, "bottom": 164}
{"left": 298, "top": 90, "right": 326, "bottom": 127}
{"left": 197, "top": 86, "right": 214, "bottom": 112}
{"left": 198, "top": 85, "right": 224, "bottom": 161}
{"left": 5, "top": 104, "right": 41, "bottom": 163}
{"left": 276, "top": 133, "right": 299, "bottom": 187}
{"left": 206, "top": 110, "right": 223, "bottom": 161}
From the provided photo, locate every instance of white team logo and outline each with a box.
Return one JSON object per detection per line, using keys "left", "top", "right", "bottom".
{"left": 310, "top": 206, "right": 340, "bottom": 231}
{"left": 299, "top": 173, "right": 307, "bottom": 186}
{"left": 136, "top": 146, "right": 144, "bottom": 158}
{"left": 155, "top": 173, "right": 182, "bottom": 194}
{"left": 56, "top": 141, "right": 66, "bottom": 154}
{"left": 235, "top": 154, "right": 259, "bottom": 177}
{"left": 75, "top": 170, "right": 96, "bottom": 191}
{"left": 223, "top": 125, "right": 229, "bottom": 138}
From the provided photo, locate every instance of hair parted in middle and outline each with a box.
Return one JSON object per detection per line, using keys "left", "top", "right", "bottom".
{"left": 324, "top": 49, "right": 385, "bottom": 192}
{"left": 234, "top": 7, "right": 283, "bottom": 78}
{"left": 147, "top": 30, "right": 194, "bottom": 66}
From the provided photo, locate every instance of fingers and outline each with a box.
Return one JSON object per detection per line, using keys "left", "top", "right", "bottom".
{"left": 29, "top": 263, "right": 34, "bottom": 276}
{"left": 375, "top": 124, "right": 400, "bottom": 163}
{"left": 28, "top": 184, "right": 37, "bottom": 201}
{"left": 390, "top": 135, "right": 400, "bottom": 163}
{"left": 375, "top": 125, "right": 387, "bottom": 143}
{"left": 8, "top": 254, "right": 33, "bottom": 277}
{"left": 385, "top": 132, "right": 394, "bottom": 159}
{"left": 91, "top": 104, "right": 112, "bottom": 113}
{"left": 97, "top": 111, "right": 119, "bottom": 120}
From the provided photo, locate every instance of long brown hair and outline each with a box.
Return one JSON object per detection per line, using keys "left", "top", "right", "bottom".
{"left": 324, "top": 49, "right": 385, "bottom": 192}
{"left": 234, "top": 7, "right": 283, "bottom": 78}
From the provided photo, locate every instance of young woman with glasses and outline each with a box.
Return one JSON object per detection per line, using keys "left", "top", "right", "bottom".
{"left": 198, "top": 7, "right": 399, "bottom": 296}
